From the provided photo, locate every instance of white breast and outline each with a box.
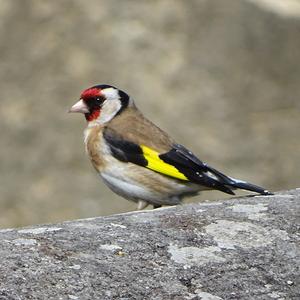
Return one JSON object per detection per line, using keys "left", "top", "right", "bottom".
{"left": 101, "top": 172, "right": 157, "bottom": 202}
{"left": 99, "top": 157, "right": 200, "bottom": 205}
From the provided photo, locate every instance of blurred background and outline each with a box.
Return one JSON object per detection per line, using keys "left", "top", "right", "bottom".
{"left": 0, "top": 0, "right": 299, "bottom": 228}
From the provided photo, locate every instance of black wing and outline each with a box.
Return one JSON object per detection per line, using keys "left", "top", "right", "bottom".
{"left": 103, "top": 128, "right": 148, "bottom": 167}
{"left": 160, "top": 144, "right": 272, "bottom": 195}
{"left": 159, "top": 144, "right": 236, "bottom": 194}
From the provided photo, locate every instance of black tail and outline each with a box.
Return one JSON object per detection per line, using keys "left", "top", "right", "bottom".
{"left": 228, "top": 177, "right": 273, "bottom": 195}
{"left": 204, "top": 166, "right": 273, "bottom": 195}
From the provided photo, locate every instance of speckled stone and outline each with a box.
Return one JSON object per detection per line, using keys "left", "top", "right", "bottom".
{"left": 0, "top": 189, "right": 299, "bottom": 299}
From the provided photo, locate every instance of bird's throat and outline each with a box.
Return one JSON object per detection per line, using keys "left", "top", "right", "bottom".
{"left": 85, "top": 109, "right": 100, "bottom": 122}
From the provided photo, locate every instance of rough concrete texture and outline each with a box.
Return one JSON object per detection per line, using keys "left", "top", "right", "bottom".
{"left": 0, "top": 189, "right": 299, "bottom": 300}
{"left": 1, "top": 0, "right": 300, "bottom": 228}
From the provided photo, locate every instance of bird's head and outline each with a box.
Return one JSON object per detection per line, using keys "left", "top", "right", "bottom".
{"left": 69, "top": 84, "right": 130, "bottom": 123}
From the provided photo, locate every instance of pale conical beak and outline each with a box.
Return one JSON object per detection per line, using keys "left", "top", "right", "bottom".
{"left": 68, "top": 99, "right": 89, "bottom": 113}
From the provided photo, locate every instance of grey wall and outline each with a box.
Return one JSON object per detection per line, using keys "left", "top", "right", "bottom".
{"left": 0, "top": 0, "right": 299, "bottom": 227}
{"left": 0, "top": 189, "right": 299, "bottom": 299}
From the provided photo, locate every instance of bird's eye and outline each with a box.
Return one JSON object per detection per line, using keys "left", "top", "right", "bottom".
{"left": 94, "top": 97, "right": 105, "bottom": 106}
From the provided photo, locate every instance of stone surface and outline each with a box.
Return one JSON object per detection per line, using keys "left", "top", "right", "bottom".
{"left": 0, "top": 189, "right": 299, "bottom": 299}
{"left": 0, "top": 0, "right": 300, "bottom": 228}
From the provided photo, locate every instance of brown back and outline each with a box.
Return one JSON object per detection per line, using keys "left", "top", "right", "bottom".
{"left": 106, "top": 106, "right": 174, "bottom": 153}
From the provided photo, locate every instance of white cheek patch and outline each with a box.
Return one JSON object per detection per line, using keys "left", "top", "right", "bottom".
{"left": 98, "top": 99, "right": 122, "bottom": 124}
{"left": 101, "top": 88, "right": 119, "bottom": 100}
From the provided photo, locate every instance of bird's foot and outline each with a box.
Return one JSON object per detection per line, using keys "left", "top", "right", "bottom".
{"left": 137, "top": 200, "right": 149, "bottom": 210}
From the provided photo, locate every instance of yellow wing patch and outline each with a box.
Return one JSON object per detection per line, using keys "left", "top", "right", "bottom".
{"left": 141, "top": 145, "right": 188, "bottom": 181}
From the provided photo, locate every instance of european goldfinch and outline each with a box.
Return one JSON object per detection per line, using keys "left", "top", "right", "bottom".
{"left": 69, "top": 84, "right": 272, "bottom": 210}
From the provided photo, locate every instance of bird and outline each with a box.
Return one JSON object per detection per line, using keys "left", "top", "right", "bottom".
{"left": 69, "top": 84, "right": 272, "bottom": 210}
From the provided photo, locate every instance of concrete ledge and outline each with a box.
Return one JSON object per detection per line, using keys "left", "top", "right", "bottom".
{"left": 0, "top": 189, "right": 299, "bottom": 299}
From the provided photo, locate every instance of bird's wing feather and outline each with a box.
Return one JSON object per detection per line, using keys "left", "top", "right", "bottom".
{"left": 103, "top": 128, "right": 235, "bottom": 194}
{"left": 140, "top": 145, "right": 188, "bottom": 181}
{"left": 159, "top": 144, "right": 235, "bottom": 194}
{"left": 164, "top": 144, "right": 271, "bottom": 195}
{"left": 103, "top": 128, "right": 188, "bottom": 181}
